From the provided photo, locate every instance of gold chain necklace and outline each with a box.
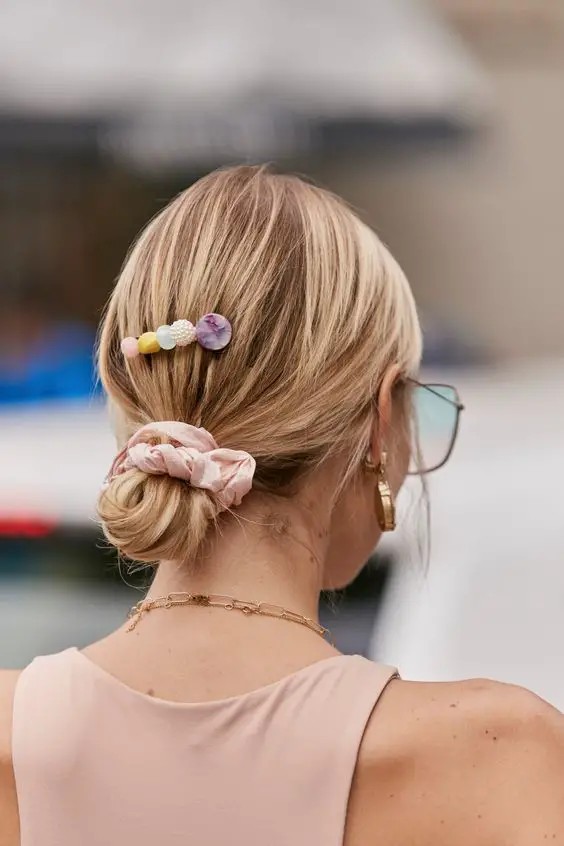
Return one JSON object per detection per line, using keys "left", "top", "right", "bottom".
{"left": 126, "top": 592, "right": 333, "bottom": 644}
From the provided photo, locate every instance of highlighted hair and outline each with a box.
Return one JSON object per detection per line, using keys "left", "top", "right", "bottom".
{"left": 98, "top": 165, "right": 421, "bottom": 563}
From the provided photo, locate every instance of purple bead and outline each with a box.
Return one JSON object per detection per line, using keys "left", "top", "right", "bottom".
{"left": 195, "top": 313, "right": 232, "bottom": 351}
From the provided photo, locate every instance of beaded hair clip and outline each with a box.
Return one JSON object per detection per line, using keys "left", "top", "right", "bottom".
{"left": 120, "top": 313, "right": 232, "bottom": 359}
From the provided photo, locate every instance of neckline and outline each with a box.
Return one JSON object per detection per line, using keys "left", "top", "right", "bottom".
{"left": 68, "top": 647, "right": 359, "bottom": 711}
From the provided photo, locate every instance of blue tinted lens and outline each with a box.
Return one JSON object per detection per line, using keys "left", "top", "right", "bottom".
{"left": 409, "top": 385, "right": 458, "bottom": 473}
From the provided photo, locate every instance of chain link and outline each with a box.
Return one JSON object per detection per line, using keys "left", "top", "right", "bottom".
{"left": 126, "top": 592, "right": 333, "bottom": 644}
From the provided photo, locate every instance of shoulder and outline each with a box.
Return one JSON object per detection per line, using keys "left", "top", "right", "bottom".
{"left": 0, "top": 670, "right": 22, "bottom": 846}
{"left": 346, "top": 676, "right": 564, "bottom": 846}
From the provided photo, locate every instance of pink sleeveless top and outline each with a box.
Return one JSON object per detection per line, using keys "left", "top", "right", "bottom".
{"left": 12, "top": 648, "right": 398, "bottom": 846}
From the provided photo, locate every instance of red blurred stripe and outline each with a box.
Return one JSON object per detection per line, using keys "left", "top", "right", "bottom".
{"left": 0, "top": 516, "right": 57, "bottom": 538}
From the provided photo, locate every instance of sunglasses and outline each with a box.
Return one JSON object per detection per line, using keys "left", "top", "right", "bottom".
{"left": 406, "top": 378, "right": 465, "bottom": 475}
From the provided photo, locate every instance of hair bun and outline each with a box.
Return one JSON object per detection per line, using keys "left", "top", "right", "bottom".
{"left": 98, "top": 471, "right": 218, "bottom": 563}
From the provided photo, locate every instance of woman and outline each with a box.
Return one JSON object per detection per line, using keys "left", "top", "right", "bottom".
{"left": 1, "top": 166, "right": 562, "bottom": 845}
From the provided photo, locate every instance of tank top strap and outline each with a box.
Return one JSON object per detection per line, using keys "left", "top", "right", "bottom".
{"left": 12, "top": 648, "right": 77, "bottom": 751}
{"left": 282, "top": 654, "right": 398, "bottom": 845}
{"left": 12, "top": 649, "right": 88, "bottom": 846}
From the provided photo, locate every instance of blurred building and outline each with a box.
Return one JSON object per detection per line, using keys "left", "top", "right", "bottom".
{"left": 325, "top": 0, "right": 564, "bottom": 358}
{"left": 0, "top": 0, "right": 482, "bottom": 329}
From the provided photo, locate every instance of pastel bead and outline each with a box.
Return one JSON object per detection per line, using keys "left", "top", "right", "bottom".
{"left": 195, "top": 313, "right": 232, "bottom": 351}
{"left": 137, "top": 332, "right": 161, "bottom": 355}
{"left": 170, "top": 319, "right": 196, "bottom": 346}
{"left": 156, "top": 325, "right": 176, "bottom": 350}
{"left": 121, "top": 337, "right": 140, "bottom": 359}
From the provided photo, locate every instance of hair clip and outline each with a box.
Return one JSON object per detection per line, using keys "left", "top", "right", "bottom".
{"left": 120, "top": 313, "right": 232, "bottom": 359}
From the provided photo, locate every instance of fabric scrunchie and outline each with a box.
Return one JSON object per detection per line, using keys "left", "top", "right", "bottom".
{"left": 103, "top": 421, "right": 255, "bottom": 510}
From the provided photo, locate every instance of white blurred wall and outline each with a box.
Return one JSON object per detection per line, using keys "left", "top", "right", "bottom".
{"left": 321, "top": 1, "right": 564, "bottom": 358}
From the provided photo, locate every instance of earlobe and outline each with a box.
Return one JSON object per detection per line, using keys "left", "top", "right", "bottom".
{"left": 369, "top": 364, "right": 402, "bottom": 466}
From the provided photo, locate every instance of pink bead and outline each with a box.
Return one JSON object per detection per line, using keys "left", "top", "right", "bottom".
{"left": 121, "top": 337, "right": 140, "bottom": 359}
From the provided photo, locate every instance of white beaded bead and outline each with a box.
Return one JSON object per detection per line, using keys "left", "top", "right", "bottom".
{"left": 170, "top": 319, "right": 196, "bottom": 347}
{"left": 156, "top": 325, "right": 176, "bottom": 350}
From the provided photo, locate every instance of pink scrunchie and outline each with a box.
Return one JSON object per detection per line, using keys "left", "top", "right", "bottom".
{"left": 104, "top": 422, "right": 256, "bottom": 510}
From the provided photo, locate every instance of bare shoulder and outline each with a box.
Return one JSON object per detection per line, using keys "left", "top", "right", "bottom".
{"left": 0, "top": 670, "right": 21, "bottom": 846}
{"left": 346, "top": 676, "right": 564, "bottom": 846}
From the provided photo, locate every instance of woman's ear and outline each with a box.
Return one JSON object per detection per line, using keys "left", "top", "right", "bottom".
{"left": 369, "top": 364, "right": 401, "bottom": 466}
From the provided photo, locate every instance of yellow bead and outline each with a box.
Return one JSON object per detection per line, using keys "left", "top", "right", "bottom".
{"left": 137, "top": 332, "right": 161, "bottom": 355}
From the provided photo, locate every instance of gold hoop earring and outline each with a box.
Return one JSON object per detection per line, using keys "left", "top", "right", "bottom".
{"left": 364, "top": 451, "right": 396, "bottom": 532}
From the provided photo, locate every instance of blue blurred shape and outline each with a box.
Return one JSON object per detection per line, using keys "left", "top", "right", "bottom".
{"left": 0, "top": 322, "right": 100, "bottom": 404}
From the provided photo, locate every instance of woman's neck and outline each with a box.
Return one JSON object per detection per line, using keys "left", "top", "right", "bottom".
{"left": 99, "top": 493, "right": 339, "bottom": 688}
{"left": 148, "top": 495, "right": 331, "bottom": 624}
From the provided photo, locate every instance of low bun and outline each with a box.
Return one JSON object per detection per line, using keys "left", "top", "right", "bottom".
{"left": 98, "top": 471, "right": 218, "bottom": 563}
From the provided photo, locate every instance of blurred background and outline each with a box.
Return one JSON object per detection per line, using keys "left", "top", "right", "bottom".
{"left": 1, "top": 0, "right": 562, "bottom": 706}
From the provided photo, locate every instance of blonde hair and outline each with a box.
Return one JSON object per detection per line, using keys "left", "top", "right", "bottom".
{"left": 98, "top": 165, "right": 421, "bottom": 563}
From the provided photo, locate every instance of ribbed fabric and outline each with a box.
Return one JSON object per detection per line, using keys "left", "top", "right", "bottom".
{"left": 12, "top": 648, "right": 397, "bottom": 846}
